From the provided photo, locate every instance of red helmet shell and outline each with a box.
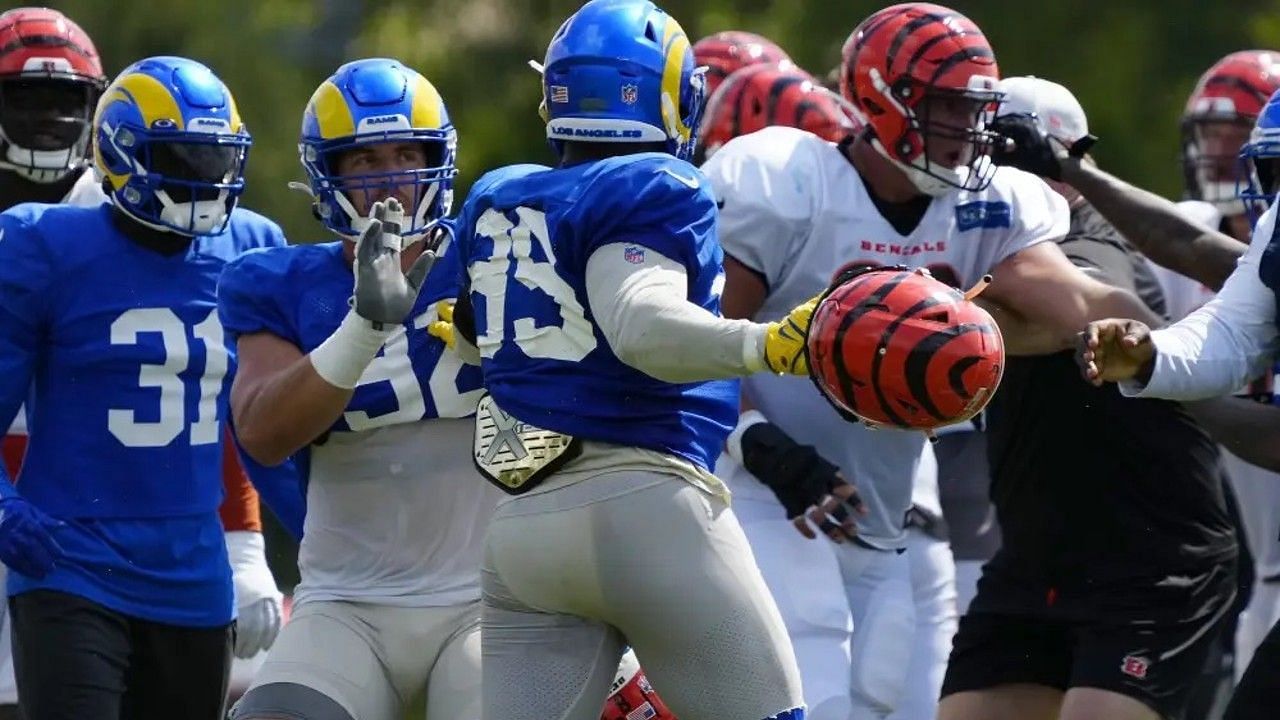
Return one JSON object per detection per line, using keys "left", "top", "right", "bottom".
{"left": 693, "top": 30, "right": 792, "bottom": 98}
{"left": 701, "top": 63, "right": 860, "bottom": 157}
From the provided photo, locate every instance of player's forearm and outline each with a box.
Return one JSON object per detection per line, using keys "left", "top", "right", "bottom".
{"left": 232, "top": 360, "right": 353, "bottom": 466}
{"left": 1184, "top": 397, "right": 1280, "bottom": 473}
{"left": 1059, "top": 158, "right": 1244, "bottom": 289}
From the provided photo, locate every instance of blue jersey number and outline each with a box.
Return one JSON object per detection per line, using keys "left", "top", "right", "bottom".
{"left": 108, "top": 308, "right": 227, "bottom": 448}
{"left": 470, "top": 207, "right": 597, "bottom": 362}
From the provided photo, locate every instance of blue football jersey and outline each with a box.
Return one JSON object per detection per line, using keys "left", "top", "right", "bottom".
{"left": 453, "top": 154, "right": 739, "bottom": 471}
{"left": 217, "top": 236, "right": 484, "bottom": 437}
{"left": 0, "top": 201, "right": 285, "bottom": 626}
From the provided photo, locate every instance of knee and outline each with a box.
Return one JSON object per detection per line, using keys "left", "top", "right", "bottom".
{"left": 229, "top": 683, "right": 354, "bottom": 720}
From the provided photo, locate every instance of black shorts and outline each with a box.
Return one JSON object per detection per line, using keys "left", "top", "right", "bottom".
{"left": 10, "top": 589, "right": 233, "bottom": 720}
{"left": 942, "top": 562, "right": 1237, "bottom": 720}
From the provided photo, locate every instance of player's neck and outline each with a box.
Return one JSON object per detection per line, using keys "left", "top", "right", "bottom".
{"left": 0, "top": 168, "right": 83, "bottom": 213}
{"left": 844, "top": 135, "right": 925, "bottom": 204}
{"left": 109, "top": 206, "right": 194, "bottom": 257}
{"left": 559, "top": 141, "right": 669, "bottom": 166}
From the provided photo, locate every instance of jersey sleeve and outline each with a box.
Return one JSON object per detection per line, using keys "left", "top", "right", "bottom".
{"left": 700, "top": 128, "right": 816, "bottom": 287}
{"left": 1124, "top": 205, "right": 1280, "bottom": 400}
{"left": 980, "top": 168, "right": 1070, "bottom": 270}
{"left": 217, "top": 249, "right": 298, "bottom": 344}
{"left": 0, "top": 209, "right": 53, "bottom": 491}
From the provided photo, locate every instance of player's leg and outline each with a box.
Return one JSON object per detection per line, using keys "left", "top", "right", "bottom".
{"left": 1225, "top": 617, "right": 1280, "bottom": 719}
{"left": 0, "top": 568, "right": 18, "bottom": 720}
{"left": 482, "top": 496, "right": 627, "bottom": 720}
{"left": 721, "top": 455, "right": 853, "bottom": 720}
{"left": 1057, "top": 689, "right": 1159, "bottom": 720}
{"left": 230, "top": 600, "right": 401, "bottom": 720}
{"left": 888, "top": 526, "right": 959, "bottom": 720}
{"left": 9, "top": 590, "right": 131, "bottom": 720}
{"left": 833, "top": 541, "right": 915, "bottom": 718}
{"left": 937, "top": 612, "right": 1069, "bottom": 720}
{"left": 119, "top": 616, "right": 233, "bottom": 720}
{"left": 420, "top": 603, "right": 482, "bottom": 720}
{"left": 1223, "top": 452, "right": 1280, "bottom": 676}
{"left": 484, "top": 470, "right": 805, "bottom": 720}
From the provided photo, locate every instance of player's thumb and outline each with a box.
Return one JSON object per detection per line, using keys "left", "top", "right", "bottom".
{"left": 405, "top": 250, "right": 436, "bottom": 291}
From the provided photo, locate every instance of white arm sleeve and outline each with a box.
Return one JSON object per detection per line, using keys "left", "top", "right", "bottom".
{"left": 1120, "top": 205, "right": 1280, "bottom": 400}
{"left": 585, "top": 243, "right": 767, "bottom": 383}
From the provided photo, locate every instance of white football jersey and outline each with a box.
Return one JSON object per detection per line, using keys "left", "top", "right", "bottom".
{"left": 6, "top": 169, "right": 106, "bottom": 437}
{"left": 295, "top": 418, "right": 499, "bottom": 608}
{"left": 1144, "top": 200, "right": 1221, "bottom": 322}
{"left": 703, "top": 126, "right": 1069, "bottom": 549}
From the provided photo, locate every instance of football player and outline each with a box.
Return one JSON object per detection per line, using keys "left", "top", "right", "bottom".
{"left": 1080, "top": 86, "right": 1280, "bottom": 720}
{"left": 222, "top": 58, "right": 498, "bottom": 720}
{"left": 0, "top": 10, "right": 287, "bottom": 704}
{"left": 937, "top": 75, "right": 1240, "bottom": 720}
{"left": 703, "top": 4, "right": 1161, "bottom": 718}
{"left": 0, "top": 56, "right": 284, "bottom": 719}
{"left": 446, "top": 1, "right": 820, "bottom": 717}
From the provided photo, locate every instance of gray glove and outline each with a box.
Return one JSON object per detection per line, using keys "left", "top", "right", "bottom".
{"left": 353, "top": 199, "right": 436, "bottom": 329}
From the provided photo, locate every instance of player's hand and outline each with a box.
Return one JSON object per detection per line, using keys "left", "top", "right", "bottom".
{"left": 739, "top": 422, "right": 866, "bottom": 543}
{"left": 427, "top": 300, "right": 457, "bottom": 349}
{"left": 989, "top": 113, "right": 1097, "bottom": 181}
{"left": 227, "top": 530, "right": 283, "bottom": 659}
{"left": 0, "top": 496, "right": 64, "bottom": 579}
{"left": 763, "top": 294, "right": 821, "bottom": 375}
{"left": 1076, "top": 318, "right": 1156, "bottom": 386}
{"left": 353, "top": 199, "right": 436, "bottom": 329}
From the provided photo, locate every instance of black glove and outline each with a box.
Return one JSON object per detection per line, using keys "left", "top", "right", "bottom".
{"left": 740, "top": 422, "right": 859, "bottom": 520}
{"left": 989, "top": 113, "right": 1097, "bottom": 181}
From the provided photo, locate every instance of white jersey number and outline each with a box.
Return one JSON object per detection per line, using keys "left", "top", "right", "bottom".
{"left": 470, "top": 207, "right": 597, "bottom": 362}
{"left": 108, "top": 308, "right": 228, "bottom": 448}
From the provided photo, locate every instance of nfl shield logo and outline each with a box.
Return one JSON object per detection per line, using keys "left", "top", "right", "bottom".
{"left": 624, "top": 246, "right": 645, "bottom": 264}
{"left": 621, "top": 84, "right": 639, "bottom": 105}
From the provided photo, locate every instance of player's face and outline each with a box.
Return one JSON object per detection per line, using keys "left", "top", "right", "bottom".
{"left": 333, "top": 141, "right": 430, "bottom": 217}
{"left": 920, "top": 93, "right": 989, "bottom": 169}
{"left": 0, "top": 78, "right": 93, "bottom": 151}
{"left": 1193, "top": 120, "right": 1252, "bottom": 182}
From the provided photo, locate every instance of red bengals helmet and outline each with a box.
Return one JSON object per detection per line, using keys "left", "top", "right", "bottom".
{"left": 699, "top": 63, "right": 861, "bottom": 160}
{"left": 693, "top": 31, "right": 793, "bottom": 99}
{"left": 1182, "top": 50, "right": 1280, "bottom": 215}
{"left": 806, "top": 267, "right": 1004, "bottom": 432}
{"left": 600, "top": 649, "right": 676, "bottom": 720}
{"left": 839, "top": 3, "right": 1002, "bottom": 196}
{"left": 0, "top": 7, "right": 106, "bottom": 184}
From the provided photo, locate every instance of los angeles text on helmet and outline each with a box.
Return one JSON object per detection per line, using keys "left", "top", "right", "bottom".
{"left": 551, "top": 127, "right": 645, "bottom": 139}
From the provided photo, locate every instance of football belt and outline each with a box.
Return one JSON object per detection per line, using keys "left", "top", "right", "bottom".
{"left": 472, "top": 393, "right": 582, "bottom": 495}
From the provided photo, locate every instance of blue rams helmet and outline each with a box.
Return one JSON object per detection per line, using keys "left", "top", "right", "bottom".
{"left": 540, "top": 0, "right": 706, "bottom": 162}
{"left": 299, "top": 58, "right": 457, "bottom": 239}
{"left": 1238, "top": 87, "right": 1280, "bottom": 222}
{"left": 94, "top": 56, "right": 250, "bottom": 236}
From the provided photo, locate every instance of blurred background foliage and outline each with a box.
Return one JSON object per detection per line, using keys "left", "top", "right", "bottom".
{"left": 35, "top": 0, "right": 1280, "bottom": 584}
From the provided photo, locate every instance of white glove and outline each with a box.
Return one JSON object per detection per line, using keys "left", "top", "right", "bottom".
{"left": 226, "top": 530, "right": 283, "bottom": 659}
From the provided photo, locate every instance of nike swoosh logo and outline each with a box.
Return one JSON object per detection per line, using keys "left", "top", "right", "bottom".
{"left": 661, "top": 168, "right": 699, "bottom": 189}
